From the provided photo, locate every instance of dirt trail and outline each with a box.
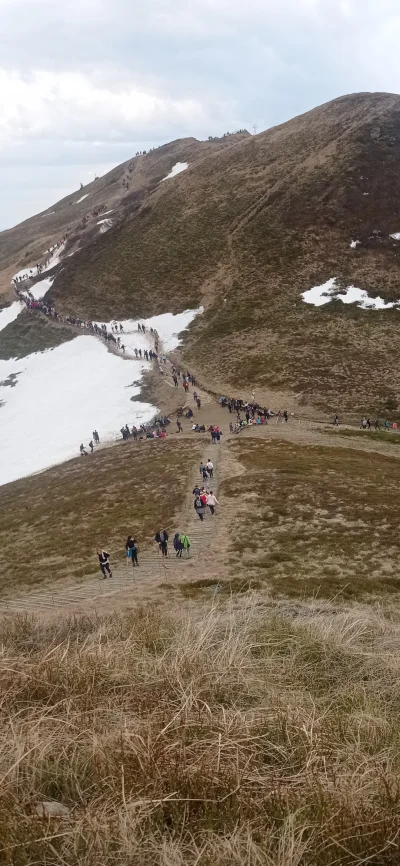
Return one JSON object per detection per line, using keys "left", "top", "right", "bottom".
{"left": 3, "top": 348, "right": 400, "bottom": 618}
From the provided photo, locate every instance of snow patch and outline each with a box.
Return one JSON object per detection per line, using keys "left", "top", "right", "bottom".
{"left": 0, "top": 306, "right": 203, "bottom": 486}
{"left": 0, "top": 337, "right": 155, "bottom": 487}
{"left": 96, "top": 308, "right": 203, "bottom": 358}
{"left": 302, "top": 278, "right": 398, "bottom": 310}
{"left": 28, "top": 276, "right": 54, "bottom": 300}
{"left": 41, "top": 211, "right": 56, "bottom": 217}
{"left": 390, "top": 233, "right": 400, "bottom": 240}
{"left": 350, "top": 239, "right": 361, "bottom": 249}
{"left": 0, "top": 301, "right": 24, "bottom": 332}
{"left": 75, "top": 193, "right": 89, "bottom": 204}
{"left": 161, "top": 162, "right": 189, "bottom": 181}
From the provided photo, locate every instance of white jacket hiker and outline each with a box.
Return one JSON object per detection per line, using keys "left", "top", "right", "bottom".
{"left": 207, "top": 492, "right": 219, "bottom": 515}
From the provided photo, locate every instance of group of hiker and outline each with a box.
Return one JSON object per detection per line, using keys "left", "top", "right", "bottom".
{"left": 12, "top": 238, "right": 67, "bottom": 284}
{"left": 79, "top": 431, "right": 100, "bottom": 456}
{"left": 97, "top": 526, "right": 193, "bottom": 577}
{"left": 192, "top": 459, "right": 219, "bottom": 521}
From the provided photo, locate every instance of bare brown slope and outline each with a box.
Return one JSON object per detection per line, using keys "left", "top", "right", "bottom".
{"left": 0, "top": 132, "right": 249, "bottom": 299}
{"left": 49, "top": 92, "right": 400, "bottom": 413}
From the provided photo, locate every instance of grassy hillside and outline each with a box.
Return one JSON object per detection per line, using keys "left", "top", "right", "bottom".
{"left": 0, "top": 310, "right": 74, "bottom": 360}
{"left": 49, "top": 92, "right": 400, "bottom": 413}
{"left": 0, "top": 133, "right": 249, "bottom": 298}
{"left": 221, "top": 436, "right": 400, "bottom": 600}
{"left": 0, "top": 437, "right": 201, "bottom": 597}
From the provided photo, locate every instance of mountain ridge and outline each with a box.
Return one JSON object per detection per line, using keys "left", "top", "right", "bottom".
{"left": 3, "top": 93, "right": 400, "bottom": 412}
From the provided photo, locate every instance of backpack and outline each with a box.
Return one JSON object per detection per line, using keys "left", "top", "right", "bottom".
{"left": 194, "top": 497, "right": 202, "bottom": 509}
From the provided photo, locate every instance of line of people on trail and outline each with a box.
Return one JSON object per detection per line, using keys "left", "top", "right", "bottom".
{"left": 359, "top": 416, "right": 397, "bottom": 431}
{"left": 12, "top": 238, "right": 68, "bottom": 285}
{"left": 98, "top": 527, "right": 192, "bottom": 577}
{"left": 332, "top": 415, "right": 398, "bottom": 431}
{"left": 193, "top": 459, "right": 219, "bottom": 521}
{"left": 14, "top": 280, "right": 160, "bottom": 362}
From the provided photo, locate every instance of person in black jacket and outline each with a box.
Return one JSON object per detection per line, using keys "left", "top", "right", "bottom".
{"left": 98, "top": 550, "right": 112, "bottom": 578}
{"left": 155, "top": 530, "right": 168, "bottom": 557}
{"left": 125, "top": 536, "right": 139, "bottom": 567}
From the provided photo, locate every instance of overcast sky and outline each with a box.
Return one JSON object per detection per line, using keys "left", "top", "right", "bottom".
{"left": 1, "top": 0, "right": 400, "bottom": 229}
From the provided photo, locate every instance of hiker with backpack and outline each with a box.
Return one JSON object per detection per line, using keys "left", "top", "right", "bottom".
{"left": 194, "top": 495, "right": 205, "bottom": 521}
{"left": 155, "top": 529, "right": 168, "bottom": 557}
{"left": 125, "top": 536, "right": 139, "bottom": 567}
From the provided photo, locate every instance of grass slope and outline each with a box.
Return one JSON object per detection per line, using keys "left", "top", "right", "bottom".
{"left": 50, "top": 92, "right": 400, "bottom": 413}
{"left": 0, "top": 438, "right": 201, "bottom": 598}
{"left": 0, "top": 134, "right": 249, "bottom": 297}
{"left": 0, "top": 310, "right": 74, "bottom": 360}
{"left": 1, "top": 601, "right": 400, "bottom": 864}
{"left": 222, "top": 437, "right": 400, "bottom": 600}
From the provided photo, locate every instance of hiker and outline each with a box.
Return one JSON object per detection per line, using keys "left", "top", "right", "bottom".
{"left": 155, "top": 529, "right": 168, "bottom": 557}
{"left": 179, "top": 533, "right": 191, "bottom": 557}
{"left": 177, "top": 420, "right": 183, "bottom": 433}
{"left": 89, "top": 440, "right": 94, "bottom": 453}
{"left": 98, "top": 550, "right": 112, "bottom": 578}
{"left": 206, "top": 459, "right": 214, "bottom": 478}
{"left": 385, "top": 420, "right": 390, "bottom": 431}
{"left": 375, "top": 419, "right": 380, "bottom": 429}
{"left": 283, "top": 410, "right": 288, "bottom": 422}
{"left": 207, "top": 491, "right": 219, "bottom": 516}
{"left": 79, "top": 443, "right": 87, "bottom": 456}
{"left": 367, "top": 418, "right": 371, "bottom": 429}
{"left": 193, "top": 484, "right": 201, "bottom": 496}
{"left": 194, "top": 495, "right": 205, "bottom": 521}
{"left": 197, "top": 397, "right": 201, "bottom": 409}
{"left": 333, "top": 415, "right": 339, "bottom": 426}
{"left": 93, "top": 430, "right": 100, "bottom": 444}
{"left": 202, "top": 467, "right": 209, "bottom": 486}
{"left": 173, "top": 533, "right": 183, "bottom": 558}
{"left": 126, "top": 536, "right": 139, "bottom": 567}
{"left": 199, "top": 462, "right": 204, "bottom": 478}
{"left": 200, "top": 489, "right": 208, "bottom": 508}
{"left": 360, "top": 417, "right": 368, "bottom": 429}
{"left": 193, "top": 391, "right": 198, "bottom": 403}
{"left": 229, "top": 422, "right": 234, "bottom": 434}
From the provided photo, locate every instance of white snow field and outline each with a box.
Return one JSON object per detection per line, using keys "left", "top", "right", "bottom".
{"left": 0, "top": 301, "right": 24, "bottom": 332}
{"left": 302, "top": 278, "right": 399, "bottom": 310}
{"left": 96, "top": 308, "right": 203, "bottom": 357}
{"left": 161, "top": 162, "right": 189, "bottom": 181}
{"left": 0, "top": 307, "right": 202, "bottom": 486}
{"left": 0, "top": 338, "right": 154, "bottom": 487}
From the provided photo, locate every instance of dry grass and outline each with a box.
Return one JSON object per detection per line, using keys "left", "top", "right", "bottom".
{"left": 221, "top": 438, "right": 400, "bottom": 600}
{"left": 0, "top": 438, "right": 201, "bottom": 598}
{"left": 1, "top": 599, "right": 400, "bottom": 864}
